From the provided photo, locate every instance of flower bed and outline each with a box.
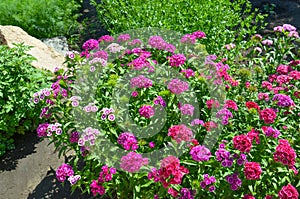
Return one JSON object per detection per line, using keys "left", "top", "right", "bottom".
{"left": 33, "top": 25, "right": 299, "bottom": 198}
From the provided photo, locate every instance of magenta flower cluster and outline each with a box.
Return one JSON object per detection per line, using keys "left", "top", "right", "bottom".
{"left": 120, "top": 152, "right": 149, "bottom": 172}
{"left": 56, "top": 164, "right": 74, "bottom": 182}
{"left": 216, "top": 108, "right": 233, "bottom": 125}
{"left": 179, "top": 104, "right": 195, "bottom": 115}
{"left": 168, "top": 54, "right": 186, "bottom": 67}
{"left": 168, "top": 124, "right": 193, "bottom": 143}
{"left": 90, "top": 165, "right": 116, "bottom": 196}
{"left": 130, "top": 75, "right": 153, "bottom": 88}
{"left": 215, "top": 143, "right": 234, "bottom": 167}
{"left": 167, "top": 79, "right": 189, "bottom": 94}
{"left": 153, "top": 96, "right": 166, "bottom": 107}
{"left": 117, "top": 132, "right": 139, "bottom": 150}
{"left": 148, "top": 36, "right": 176, "bottom": 53}
{"left": 190, "top": 145, "right": 211, "bottom": 162}
{"left": 139, "top": 105, "right": 155, "bottom": 118}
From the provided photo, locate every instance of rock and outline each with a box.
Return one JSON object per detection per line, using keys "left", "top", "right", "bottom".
{"left": 0, "top": 25, "right": 65, "bottom": 72}
{"left": 42, "top": 36, "right": 69, "bottom": 56}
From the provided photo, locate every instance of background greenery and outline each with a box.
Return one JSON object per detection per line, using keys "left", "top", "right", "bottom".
{"left": 92, "top": 0, "right": 267, "bottom": 54}
{"left": 0, "top": 44, "right": 52, "bottom": 157}
{"left": 0, "top": 0, "right": 82, "bottom": 39}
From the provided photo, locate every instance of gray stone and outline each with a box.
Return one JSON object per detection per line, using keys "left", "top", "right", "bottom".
{"left": 0, "top": 25, "right": 66, "bottom": 72}
{"left": 42, "top": 36, "right": 69, "bottom": 56}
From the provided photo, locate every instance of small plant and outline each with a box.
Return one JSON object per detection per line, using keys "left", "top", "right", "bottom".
{"left": 0, "top": 43, "right": 52, "bottom": 157}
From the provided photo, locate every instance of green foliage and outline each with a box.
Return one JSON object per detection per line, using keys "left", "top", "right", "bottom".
{"left": 0, "top": 44, "right": 52, "bottom": 156}
{"left": 92, "top": 0, "right": 267, "bottom": 53}
{"left": 0, "top": 0, "right": 81, "bottom": 39}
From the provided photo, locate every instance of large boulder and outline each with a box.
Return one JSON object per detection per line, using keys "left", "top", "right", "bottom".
{"left": 0, "top": 25, "right": 65, "bottom": 72}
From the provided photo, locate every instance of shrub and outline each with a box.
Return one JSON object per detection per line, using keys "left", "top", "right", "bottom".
{"left": 0, "top": 0, "right": 81, "bottom": 39}
{"left": 33, "top": 24, "right": 300, "bottom": 198}
{"left": 91, "top": 0, "right": 267, "bottom": 54}
{"left": 0, "top": 44, "right": 52, "bottom": 156}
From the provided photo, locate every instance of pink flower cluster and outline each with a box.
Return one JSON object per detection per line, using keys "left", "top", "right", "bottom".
{"left": 36, "top": 123, "right": 62, "bottom": 137}
{"left": 168, "top": 124, "right": 193, "bottom": 143}
{"left": 206, "top": 99, "right": 220, "bottom": 109}
{"left": 148, "top": 156, "right": 189, "bottom": 188}
{"left": 179, "top": 104, "right": 195, "bottom": 115}
{"left": 200, "top": 174, "right": 216, "bottom": 192}
{"left": 224, "top": 100, "right": 238, "bottom": 111}
{"left": 117, "top": 132, "right": 139, "bottom": 150}
{"left": 233, "top": 134, "right": 252, "bottom": 153}
{"left": 70, "top": 131, "right": 80, "bottom": 143}
{"left": 274, "top": 139, "right": 297, "bottom": 168}
{"left": 216, "top": 108, "right": 233, "bottom": 125}
{"left": 100, "top": 108, "right": 115, "bottom": 121}
{"left": 259, "top": 108, "right": 277, "bottom": 124}
{"left": 243, "top": 162, "right": 262, "bottom": 180}
{"left": 98, "top": 35, "right": 114, "bottom": 43}
{"left": 117, "top": 34, "right": 131, "bottom": 43}
{"left": 190, "top": 145, "right": 211, "bottom": 162}
{"left": 90, "top": 165, "right": 116, "bottom": 196}
{"left": 120, "top": 152, "right": 149, "bottom": 172}
{"left": 180, "top": 69, "right": 195, "bottom": 78}
{"left": 277, "top": 64, "right": 292, "bottom": 75}
{"left": 139, "top": 105, "right": 155, "bottom": 118}
{"left": 56, "top": 164, "right": 74, "bottom": 182}
{"left": 78, "top": 127, "right": 100, "bottom": 146}
{"left": 168, "top": 54, "right": 186, "bottom": 67}
{"left": 130, "top": 75, "right": 153, "bottom": 88}
{"left": 192, "top": 31, "right": 206, "bottom": 39}
{"left": 148, "top": 36, "right": 176, "bottom": 53}
{"left": 153, "top": 96, "right": 166, "bottom": 107}
{"left": 274, "top": 24, "right": 299, "bottom": 38}
{"left": 278, "top": 184, "right": 299, "bottom": 199}
{"left": 82, "top": 39, "right": 99, "bottom": 51}
{"left": 258, "top": 92, "right": 270, "bottom": 101}
{"left": 180, "top": 34, "right": 196, "bottom": 44}
{"left": 167, "top": 79, "right": 189, "bottom": 94}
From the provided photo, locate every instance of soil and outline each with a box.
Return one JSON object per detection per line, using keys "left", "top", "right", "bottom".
{"left": 0, "top": 0, "right": 299, "bottom": 199}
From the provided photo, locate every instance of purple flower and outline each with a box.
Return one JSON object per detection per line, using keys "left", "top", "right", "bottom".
{"left": 37, "top": 123, "right": 49, "bottom": 137}
{"left": 272, "top": 94, "right": 295, "bottom": 107}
